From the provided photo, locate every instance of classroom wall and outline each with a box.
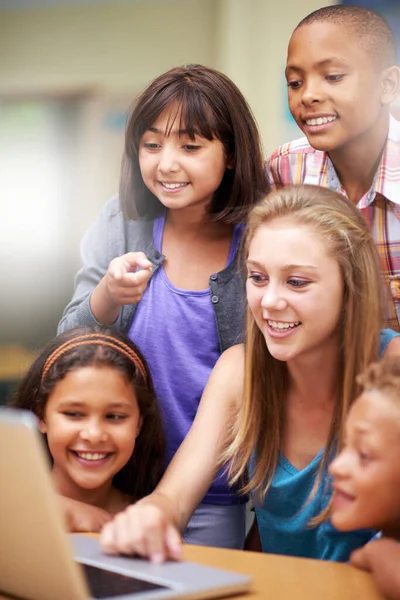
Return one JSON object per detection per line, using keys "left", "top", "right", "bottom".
{"left": 0, "top": 0, "right": 217, "bottom": 94}
{"left": 0, "top": 0, "right": 335, "bottom": 348}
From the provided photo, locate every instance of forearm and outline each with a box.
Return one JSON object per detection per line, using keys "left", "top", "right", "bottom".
{"left": 153, "top": 441, "right": 219, "bottom": 533}
{"left": 89, "top": 277, "right": 121, "bottom": 325}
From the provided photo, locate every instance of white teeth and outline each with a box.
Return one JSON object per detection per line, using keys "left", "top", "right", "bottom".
{"left": 306, "top": 116, "right": 336, "bottom": 126}
{"left": 76, "top": 452, "right": 107, "bottom": 461}
{"left": 161, "top": 182, "right": 187, "bottom": 189}
{"left": 267, "top": 320, "right": 301, "bottom": 331}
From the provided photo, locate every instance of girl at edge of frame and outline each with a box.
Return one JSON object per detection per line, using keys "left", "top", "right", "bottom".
{"left": 12, "top": 325, "right": 165, "bottom": 530}
{"left": 100, "top": 184, "right": 400, "bottom": 562}
{"left": 57, "top": 64, "right": 269, "bottom": 547}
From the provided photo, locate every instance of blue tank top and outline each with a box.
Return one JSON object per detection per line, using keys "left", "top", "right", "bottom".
{"left": 129, "top": 215, "right": 244, "bottom": 505}
{"left": 253, "top": 328, "right": 399, "bottom": 561}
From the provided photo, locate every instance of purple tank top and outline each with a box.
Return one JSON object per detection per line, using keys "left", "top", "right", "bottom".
{"left": 128, "top": 215, "right": 243, "bottom": 505}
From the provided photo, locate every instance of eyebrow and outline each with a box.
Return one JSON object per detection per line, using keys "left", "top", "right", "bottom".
{"left": 246, "top": 259, "right": 317, "bottom": 271}
{"left": 352, "top": 424, "right": 373, "bottom": 436}
{"left": 285, "top": 58, "right": 349, "bottom": 75}
{"left": 146, "top": 127, "right": 197, "bottom": 137}
{"left": 57, "top": 400, "right": 133, "bottom": 410}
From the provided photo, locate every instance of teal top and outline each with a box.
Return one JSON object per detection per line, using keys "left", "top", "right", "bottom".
{"left": 252, "top": 328, "right": 398, "bottom": 562}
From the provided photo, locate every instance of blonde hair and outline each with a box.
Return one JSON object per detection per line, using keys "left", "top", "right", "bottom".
{"left": 223, "top": 185, "right": 384, "bottom": 503}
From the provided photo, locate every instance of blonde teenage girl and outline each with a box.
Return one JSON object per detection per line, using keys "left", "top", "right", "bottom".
{"left": 100, "top": 185, "right": 400, "bottom": 562}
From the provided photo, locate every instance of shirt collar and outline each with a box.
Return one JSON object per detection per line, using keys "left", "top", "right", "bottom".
{"left": 308, "top": 115, "right": 400, "bottom": 207}
{"left": 373, "top": 114, "right": 400, "bottom": 206}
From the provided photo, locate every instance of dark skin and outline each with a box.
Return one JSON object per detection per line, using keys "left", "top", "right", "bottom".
{"left": 286, "top": 21, "right": 400, "bottom": 205}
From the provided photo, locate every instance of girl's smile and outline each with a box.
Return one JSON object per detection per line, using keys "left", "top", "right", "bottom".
{"left": 265, "top": 319, "right": 302, "bottom": 338}
{"left": 139, "top": 104, "right": 228, "bottom": 215}
{"left": 246, "top": 216, "right": 343, "bottom": 364}
{"left": 39, "top": 365, "right": 141, "bottom": 506}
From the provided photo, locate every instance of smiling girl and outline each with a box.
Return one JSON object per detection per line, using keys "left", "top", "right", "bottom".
{"left": 13, "top": 326, "right": 164, "bottom": 525}
{"left": 58, "top": 64, "right": 268, "bottom": 547}
{"left": 100, "top": 185, "right": 400, "bottom": 563}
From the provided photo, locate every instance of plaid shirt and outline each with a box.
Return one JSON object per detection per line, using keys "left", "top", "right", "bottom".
{"left": 267, "top": 116, "right": 400, "bottom": 331}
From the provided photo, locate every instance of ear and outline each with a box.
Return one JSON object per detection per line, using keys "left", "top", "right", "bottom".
{"left": 226, "top": 158, "right": 234, "bottom": 170}
{"left": 135, "top": 416, "right": 143, "bottom": 438}
{"left": 381, "top": 66, "right": 400, "bottom": 105}
{"left": 38, "top": 418, "right": 47, "bottom": 434}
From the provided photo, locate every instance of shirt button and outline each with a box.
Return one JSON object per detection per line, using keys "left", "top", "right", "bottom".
{"left": 211, "top": 295, "right": 219, "bottom": 304}
{"left": 210, "top": 274, "right": 218, "bottom": 281}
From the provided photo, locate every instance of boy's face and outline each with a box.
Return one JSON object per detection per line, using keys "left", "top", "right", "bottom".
{"left": 329, "top": 391, "right": 400, "bottom": 533}
{"left": 286, "top": 22, "right": 386, "bottom": 155}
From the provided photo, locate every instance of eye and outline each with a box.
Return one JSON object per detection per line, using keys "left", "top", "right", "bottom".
{"left": 143, "top": 142, "right": 160, "bottom": 150}
{"left": 287, "top": 80, "right": 302, "bottom": 90}
{"left": 62, "top": 411, "right": 83, "bottom": 418}
{"left": 247, "top": 272, "right": 268, "bottom": 285}
{"left": 358, "top": 450, "right": 372, "bottom": 465}
{"left": 287, "top": 278, "right": 309, "bottom": 288}
{"left": 183, "top": 144, "right": 201, "bottom": 151}
{"left": 326, "top": 74, "right": 344, "bottom": 82}
{"left": 106, "top": 413, "right": 127, "bottom": 421}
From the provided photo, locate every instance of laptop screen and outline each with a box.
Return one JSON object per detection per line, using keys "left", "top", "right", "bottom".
{"left": 81, "top": 563, "right": 170, "bottom": 599}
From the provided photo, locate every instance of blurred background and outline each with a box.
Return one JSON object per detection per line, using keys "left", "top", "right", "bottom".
{"left": 0, "top": 0, "right": 399, "bottom": 396}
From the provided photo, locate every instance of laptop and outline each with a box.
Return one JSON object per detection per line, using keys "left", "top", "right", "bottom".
{"left": 0, "top": 408, "right": 251, "bottom": 600}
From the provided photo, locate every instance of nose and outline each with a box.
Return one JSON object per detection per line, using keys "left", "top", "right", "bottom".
{"left": 328, "top": 450, "right": 350, "bottom": 479}
{"left": 261, "top": 283, "right": 288, "bottom": 312}
{"left": 158, "top": 145, "right": 179, "bottom": 173}
{"left": 301, "top": 77, "right": 325, "bottom": 107}
{"left": 79, "top": 419, "right": 108, "bottom": 444}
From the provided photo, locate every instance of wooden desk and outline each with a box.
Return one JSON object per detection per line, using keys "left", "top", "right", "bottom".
{"left": 0, "top": 545, "right": 384, "bottom": 600}
{"left": 181, "top": 545, "right": 384, "bottom": 600}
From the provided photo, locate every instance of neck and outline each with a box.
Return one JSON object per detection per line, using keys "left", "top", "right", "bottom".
{"left": 287, "top": 341, "right": 339, "bottom": 408}
{"left": 165, "top": 207, "right": 232, "bottom": 240}
{"left": 328, "top": 111, "right": 389, "bottom": 205}
{"left": 52, "top": 467, "right": 114, "bottom": 511}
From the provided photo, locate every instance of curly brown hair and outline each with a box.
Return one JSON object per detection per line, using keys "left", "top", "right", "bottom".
{"left": 357, "top": 357, "right": 400, "bottom": 402}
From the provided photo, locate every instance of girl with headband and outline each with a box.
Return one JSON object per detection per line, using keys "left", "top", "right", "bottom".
{"left": 12, "top": 325, "right": 165, "bottom": 531}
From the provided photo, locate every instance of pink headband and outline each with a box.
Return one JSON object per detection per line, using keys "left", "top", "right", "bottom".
{"left": 41, "top": 333, "right": 147, "bottom": 384}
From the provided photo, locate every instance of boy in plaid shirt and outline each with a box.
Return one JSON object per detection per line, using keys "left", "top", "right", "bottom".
{"left": 268, "top": 5, "right": 400, "bottom": 330}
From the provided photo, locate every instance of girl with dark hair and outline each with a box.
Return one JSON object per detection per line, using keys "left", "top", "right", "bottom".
{"left": 13, "top": 326, "right": 164, "bottom": 529}
{"left": 58, "top": 64, "right": 269, "bottom": 547}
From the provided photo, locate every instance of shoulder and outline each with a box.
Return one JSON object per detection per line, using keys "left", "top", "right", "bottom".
{"left": 388, "top": 115, "right": 400, "bottom": 144}
{"left": 267, "top": 136, "right": 315, "bottom": 162}
{"left": 266, "top": 136, "right": 319, "bottom": 186}
{"left": 201, "top": 344, "right": 245, "bottom": 413}
{"left": 382, "top": 332, "right": 400, "bottom": 357}
{"left": 100, "top": 197, "right": 154, "bottom": 232}
{"left": 219, "top": 343, "right": 245, "bottom": 364}
{"left": 82, "top": 197, "right": 155, "bottom": 257}
{"left": 208, "top": 344, "right": 245, "bottom": 388}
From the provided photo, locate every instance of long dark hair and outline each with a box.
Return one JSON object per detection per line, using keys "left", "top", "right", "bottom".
{"left": 120, "top": 63, "right": 269, "bottom": 223}
{"left": 12, "top": 326, "right": 165, "bottom": 500}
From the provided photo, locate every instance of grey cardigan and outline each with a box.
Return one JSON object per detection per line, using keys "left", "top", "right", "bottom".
{"left": 58, "top": 197, "right": 246, "bottom": 352}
